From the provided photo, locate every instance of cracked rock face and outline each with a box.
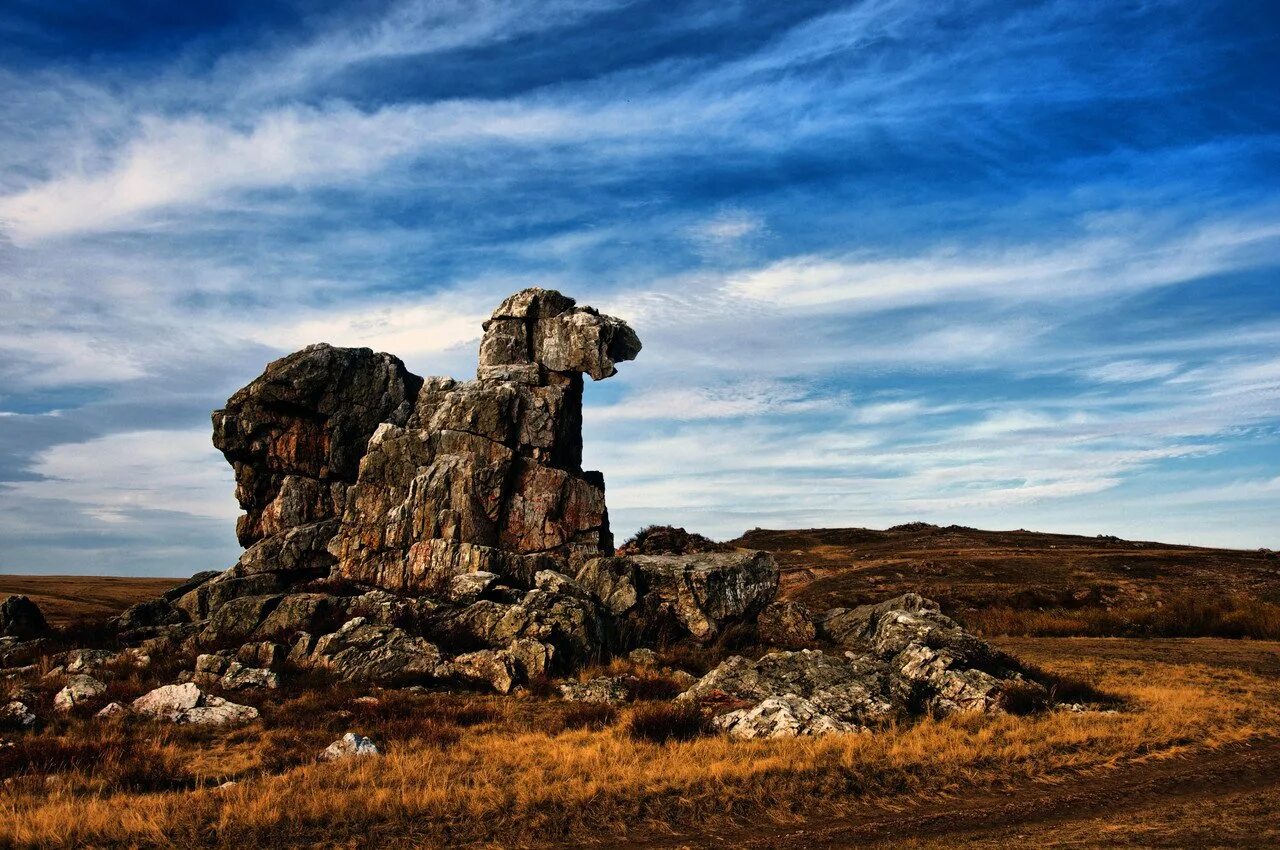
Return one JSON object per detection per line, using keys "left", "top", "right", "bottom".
{"left": 329, "top": 288, "right": 640, "bottom": 593}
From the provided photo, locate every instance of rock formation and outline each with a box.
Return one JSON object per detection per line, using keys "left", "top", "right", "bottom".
{"left": 0, "top": 286, "right": 1064, "bottom": 738}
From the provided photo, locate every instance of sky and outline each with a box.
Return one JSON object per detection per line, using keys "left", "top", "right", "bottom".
{"left": 0, "top": 0, "right": 1277, "bottom": 576}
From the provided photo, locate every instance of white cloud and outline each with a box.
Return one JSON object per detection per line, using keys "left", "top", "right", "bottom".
{"left": 10, "top": 429, "right": 236, "bottom": 523}
{"left": 1085, "top": 359, "right": 1181, "bottom": 383}
{"left": 724, "top": 221, "right": 1280, "bottom": 310}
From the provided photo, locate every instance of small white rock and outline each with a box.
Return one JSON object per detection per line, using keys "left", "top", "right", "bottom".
{"left": 319, "top": 732, "right": 380, "bottom": 762}
{"left": 96, "top": 701, "right": 126, "bottom": 719}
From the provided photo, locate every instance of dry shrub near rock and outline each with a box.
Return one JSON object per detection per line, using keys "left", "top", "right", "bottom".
{"left": 561, "top": 702, "right": 617, "bottom": 731}
{"left": 626, "top": 701, "right": 710, "bottom": 743}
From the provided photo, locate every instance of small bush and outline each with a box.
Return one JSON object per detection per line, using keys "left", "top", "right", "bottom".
{"left": 998, "top": 680, "right": 1050, "bottom": 716}
{"left": 626, "top": 701, "right": 709, "bottom": 744}
{"left": 561, "top": 703, "right": 617, "bottom": 731}
{"left": 625, "top": 672, "right": 686, "bottom": 702}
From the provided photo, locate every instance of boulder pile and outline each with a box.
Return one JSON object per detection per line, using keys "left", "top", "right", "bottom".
{"left": 0, "top": 288, "right": 1061, "bottom": 738}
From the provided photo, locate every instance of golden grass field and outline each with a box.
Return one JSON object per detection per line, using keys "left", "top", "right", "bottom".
{"left": 2, "top": 637, "right": 1279, "bottom": 848}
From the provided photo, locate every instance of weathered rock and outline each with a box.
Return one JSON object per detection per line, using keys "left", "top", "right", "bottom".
{"left": 437, "top": 589, "right": 603, "bottom": 669}
{"left": 131, "top": 682, "right": 259, "bottom": 725}
{"left": 302, "top": 618, "right": 446, "bottom": 685}
{"left": 446, "top": 571, "right": 499, "bottom": 604}
{"left": 253, "top": 593, "right": 349, "bottom": 640}
{"left": 328, "top": 289, "right": 639, "bottom": 593}
{"left": 757, "top": 601, "right": 818, "bottom": 649}
{"left": 61, "top": 649, "right": 115, "bottom": 675}
{"left": 578, "top": 551, "right": 779, "bottom": 643}
{"left": 213, "top": 343, "right": 422, "bottom": 548}
{"left": 220, "top": 662, "right": 280, "bottom": 691}
{"left": 819, "top": 593, "right": 940, "bottom": 647}
{"left": 176, "top": 573, "right": 290, "bottom": 621}
{"left": 713, "top": 695, "right": 864, "bottom": 739}
{"left": 0, "top": 596, "right": 48, "bottom": 639}
{"left": 0, "top": 636, "right": 47, "bottom": 668}
{"left": 559, "top": 676, "right": 630, "bottom": 704}
{"left": 448, "top": 649, "right": 518, "bottom": 694}
{"left": 162, "top": 570, "right": 222, "bottom": 602}
{"left": 319, "top": 732, "right": 380, "bottom": 762}
{"left": 237, "top": 641, "right": 287, "bottom": 669}
{"left": 116, "top": 598, "right": 188, "bottom": 632}
{"left": 200, "top": 594, "right": 284, "bottom": 644}
{"left": 96, "top": 702, "right": 126, "bottom": 719}
{"left": 682, "top": 650, "right": 893, "bottom": 729}
{"left": 0, "top": 700, "right": 36, "bottom": 730}
{"left": 54, "top": 674, "right": 107, "bottom": 712}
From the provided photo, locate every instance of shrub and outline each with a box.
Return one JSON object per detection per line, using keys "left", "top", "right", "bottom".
{"left": 624, "top": 672, "right": 687, "bottom": 702}
{"left": 561, "top": 703, "right": 617, "bottom": 731}
{"left": 626, "top": 701, "right": 709, "bottom": 744}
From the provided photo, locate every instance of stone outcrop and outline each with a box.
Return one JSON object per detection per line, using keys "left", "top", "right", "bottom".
{"left": 329, "top": 288, "right": 640, "bottom": 594}
{"left": 682, "top": 594, "right": 1047, "bottom": 737}
{"left": 54, "top": 286, "right": 1057, "bottom": 723}
{"left": 214, "top": 344, "right": 421, "bottom": 549}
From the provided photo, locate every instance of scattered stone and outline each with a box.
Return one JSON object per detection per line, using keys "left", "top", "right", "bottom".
{"left": 220, "top": 662, "right": 280, "bottom": 691}
{"left": 96, "top": 702, "right": 126, "bottom": 719}
{"left": 0, "top": 596, "right": 48, "bottom": 640}
{"left": 628, "top": 648, "right": 659, "bottom": 667}
{"left": 54, "top": 675, "right": 107, "bottom": 712}
{"left": 319, "top": 732, "right": 380, "bottom": 762}
{"left": 62, "top": 649, "right": 115, "bottom": 675}
{"left": 131, "top": 682, "right": 259, "bottom": 725}
{"left": 559, "top": 677, "right": 630, "bottom": 704}
{"left": 0, "top": 701, "right": 35, "bottom": 730}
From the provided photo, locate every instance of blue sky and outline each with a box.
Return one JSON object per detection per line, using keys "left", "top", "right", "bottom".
{"left": 0, "top": 0, "right": 1277, "bottom": 575}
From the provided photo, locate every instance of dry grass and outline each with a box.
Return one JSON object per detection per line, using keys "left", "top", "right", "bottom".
{"left": 967, "top": 592, "right": 1280, "bottom": 640}
{"left": 0, "top": 575, "right": 182, "bottom": 626}
{"left": 2, "top": 640, "right": 1278, "bottom": 848}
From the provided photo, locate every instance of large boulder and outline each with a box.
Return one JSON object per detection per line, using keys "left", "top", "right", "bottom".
{"left": 577, "top": 551, "right": 779, "bottom": 643}
{"left": 0, "top": 596, "right": 48, "bottom": 640}
{"left": 131, "top": 682, "right": 259, "bottom": 725}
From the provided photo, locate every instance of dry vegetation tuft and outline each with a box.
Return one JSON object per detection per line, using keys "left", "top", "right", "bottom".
{"left": 966, "top": 592, "right": 1280, "bottom": 640}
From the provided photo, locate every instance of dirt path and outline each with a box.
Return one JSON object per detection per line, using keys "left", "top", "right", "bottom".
{"left": 599, "top": 736, "right": 1280, "bottom": 849}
